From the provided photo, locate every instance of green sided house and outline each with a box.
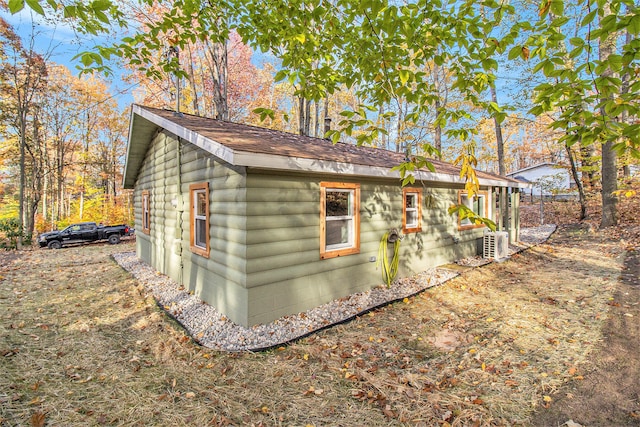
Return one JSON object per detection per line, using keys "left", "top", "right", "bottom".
{"left": 123, "top": 105, "right": 527, "bottom": 327}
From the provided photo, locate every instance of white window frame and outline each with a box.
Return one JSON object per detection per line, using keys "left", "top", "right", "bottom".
{"left": 190, "top": 182, "right": 210, "bottom": 257}
{"left": 402, "top": 188, "right": 422, "bottom": 233}
{"left": 458, "top": 190, "right": 489, "bottom": 230}
{"left": 141, "top": 190, "right": 150, "bottom": 234}
{"left": 320, "top": 182, "right": 360, "bottom": 259}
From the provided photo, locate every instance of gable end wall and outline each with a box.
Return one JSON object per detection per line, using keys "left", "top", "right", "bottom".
{"left": 133, "top": 131, "right": 251, "bottom": 326}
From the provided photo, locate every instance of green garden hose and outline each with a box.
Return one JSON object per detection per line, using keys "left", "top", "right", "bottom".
{"left": 378, "top": 230, "right": 402, "bottom": 287}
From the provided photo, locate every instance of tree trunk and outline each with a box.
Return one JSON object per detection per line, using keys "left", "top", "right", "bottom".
{"left": 56, "top": 140, "right": 64, "bottom": 222}
{"left": 566, "top": 143, "right": 587, "bottom": 220}
{"left": 620, "top": 26, "right": 632, "bottom": 178}
{"left": 298, "top": 97, "right": 305, "bottom": 135}
{"left": 601, "top": 141, "right": 617, "bottom": 227}
{"left": 434, "top": 97, "right": 442, "bottom": 153}
{"left": 322, "top": 96, "right": 329, "bottom": 138}
{"left": 598, "top": 4, "right": 618, "bottom": 228}
{"left": 186, "top": 44, "right": 201, "bottom": 115}
{"left": 580, "top": 144, "right": 599, "bottom": 193}
{"left": 397, "top": 100, "right": 405, "bottom": 153}
{"left": 432, "top": 59, "right": 446, "bottom": 154}
{"left": 314, "top": 99, "right": 320, "bottom": 137}
{"left": 490, "top": 85, "right": 505, "bottom": 176}
{"left": 298, "top": 97, "right": 312, "bottom": 136}
{"left": 304, "top": 99, "right": 311, "bottom": 136}
{"left": 205, "top": 39, "right": 228, "bottom": 120}
{"left": 18, "top": 110, "right": 26, "bottom": 248}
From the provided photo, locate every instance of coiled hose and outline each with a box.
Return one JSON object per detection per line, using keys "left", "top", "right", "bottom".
{"left": 378, "top": 231, "right": 401, "bottom": 287}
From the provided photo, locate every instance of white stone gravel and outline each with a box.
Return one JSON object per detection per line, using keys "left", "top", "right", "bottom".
{"left": 113, "top": 225, "right": 556, "bottom": 352}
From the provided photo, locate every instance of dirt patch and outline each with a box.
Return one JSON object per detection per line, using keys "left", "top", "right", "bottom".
{"left": 0, "top": 227, "right": 638, "bottom": 426}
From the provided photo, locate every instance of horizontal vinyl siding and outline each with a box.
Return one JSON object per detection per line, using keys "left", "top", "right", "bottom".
{"left": 243, "top": 172, "right": 489, "bottom": 325}
{"left": 244, "top": 174, "right": 372, "bottom": 283}
{"left": 135, "top": 136, "right": 494, "bottom": 326}
{"left": 178, "top": 143, "right": 249, "bottom": 324}
{"left": 134, "top": 133, "right": 252, "bottom": 326}
{"left": 182, "top": 143, "right": 246, "bottom": 274}
{"left": 243, "top": 174, "right": 382, "bottom": 324}
{"left": 134, "top": 132, "right": 183, "bottom": 283}
{"left": 398, "top": 186, "right": 485, "bottom": 273}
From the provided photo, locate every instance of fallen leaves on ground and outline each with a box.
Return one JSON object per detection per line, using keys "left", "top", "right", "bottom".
{"left": 1, "top": 216, "right": 639, "bottom": 425}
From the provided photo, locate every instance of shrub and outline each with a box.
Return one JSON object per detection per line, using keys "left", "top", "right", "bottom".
{"left": 0, "top": 218, "right": 27, "bottom": 250}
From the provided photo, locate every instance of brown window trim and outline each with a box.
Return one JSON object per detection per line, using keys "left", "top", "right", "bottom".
{"left": 189, "top": 182, "right": 210, "bottom": 258}
{"left": 457, "top": 190, "right": 489, "bottom": 231}
{"left": 402, "top": 187, "right": 422, "bottom": 234}
{"left": 320, "top": 182, "right": 360, "bottom": 260}
{"left": 141, "top": 190, "right": 150, "bottom": 234}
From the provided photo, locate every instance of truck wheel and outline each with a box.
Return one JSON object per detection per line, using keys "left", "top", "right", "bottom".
{"left": 108, "top": 234, "right": 121, "bottom": 245}
{"left": 48, "top": 240, "right": 62, "bottom": 250}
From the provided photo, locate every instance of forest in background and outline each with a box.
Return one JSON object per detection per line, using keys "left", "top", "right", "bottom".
{"left": 1, "top": 0, "right": 639, "bottom": 248}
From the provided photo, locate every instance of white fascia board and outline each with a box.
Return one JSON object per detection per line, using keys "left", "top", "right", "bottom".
{"left": 122, "top": 108, "right": 138, "bottom": 187}
{"left": 234, "top": 150, "right": 399, "bottom": 178}
{"left": 134, "top": 106, "right": 236, "bottom": 164}
{"left": 234, "top": 150, "right": 523, "bottom": 188}
{"left": 480, "top": 177, "right": 531, "bottom": 189}
{"left": 124, "top": 107, "right": 136, "bottom": 168}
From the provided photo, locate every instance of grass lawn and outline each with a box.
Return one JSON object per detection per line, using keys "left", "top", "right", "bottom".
{"left": 1, "top": 220, "right": 639, "bottom": 426}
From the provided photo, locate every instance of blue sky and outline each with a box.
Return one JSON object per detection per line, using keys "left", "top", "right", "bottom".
{"left": 1, "top": 7, "right": 135, "bottom": 110}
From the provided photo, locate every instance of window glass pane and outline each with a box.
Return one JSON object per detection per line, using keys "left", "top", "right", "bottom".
{"left": 459, "top": 192, "right": 487, "bottom": 226}
{"left": 321, "top": 183, "right": 360, "bottom": 258}
{"left": 406, "top": 210, "right": 418, "bottom": 227}
{"left": 195, "top": 218, "right": 207, "bottom": 247}
{"left": 326, "top": 219, "right": 351, "bottom": 246}
{"left": 405, "top": 193, "right": 417, "bottom": 209}
{"left": 196, "top": 191, "right": 207, "bottom": 216}
{"left": 142, "top": 194, "right": 149, "bottom": 229}
{"left": 461, "top": 194, "right": 471, "bottom": 209}
{"left": 460, "top": 194, "right": 471, "bottom": 225}
{"left": 326, "top": 191, "right": 350, "bottom": 216}
{"left": 475, "top": 196, "right": 485, "bottom": 216}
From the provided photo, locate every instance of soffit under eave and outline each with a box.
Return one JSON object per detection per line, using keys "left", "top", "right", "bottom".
{"left": 242, "top": 160, "right": 527, "bottom": 189}
{"left": 123, "top": 113, "right": 159, "bottom": 189}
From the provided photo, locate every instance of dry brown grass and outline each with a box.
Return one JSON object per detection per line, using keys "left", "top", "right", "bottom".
{"left": 1, "top": 215, "right": 638, "bottom": 426}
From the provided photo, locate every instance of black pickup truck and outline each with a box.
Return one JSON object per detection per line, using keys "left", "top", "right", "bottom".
{"left": 38, "top": 222, "right": 132, "bottom": 249}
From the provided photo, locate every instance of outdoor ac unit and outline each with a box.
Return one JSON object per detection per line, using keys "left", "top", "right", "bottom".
{"left": 483, "top": 231, "right": 509, "bottom": 260}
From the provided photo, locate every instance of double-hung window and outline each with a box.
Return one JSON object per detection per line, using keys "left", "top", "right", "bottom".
{"left": 402, "top": 188, "right": 422, "bottom": 233}
{"left": 458, "top": 190, "right": 488, "bottom": 230}
{"left": 320, "top": 182, "right": 360, "bottom": 259}
{"left": 190, "top": 182, "right": 210, "bottom": 257}
{"left": 141, "top": 190, "right": 150, "bottom": 234}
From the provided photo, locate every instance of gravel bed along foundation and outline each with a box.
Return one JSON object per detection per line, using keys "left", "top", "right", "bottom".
{"left": 113, "top": 225, "right": 556, "bottom": 351}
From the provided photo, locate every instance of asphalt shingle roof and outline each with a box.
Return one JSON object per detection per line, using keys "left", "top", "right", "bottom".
{"left": 125, "top": 105, "right": 525, "bottom": 189}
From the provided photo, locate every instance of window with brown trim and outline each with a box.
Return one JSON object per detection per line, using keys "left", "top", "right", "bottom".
{"left": 458, "top": 190, "right": 489, "bottom": 230}
{"left": 402, "top": 188, "right": 422, "bottom": 233}
{"left": 320, "top": 182, "right": 360, "bottom": 259}
{"left": 189, "top": 182, "right": 210, "bottom": 257}
{"left": 141, "top": 190, "right": 150, "bottom": 234}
